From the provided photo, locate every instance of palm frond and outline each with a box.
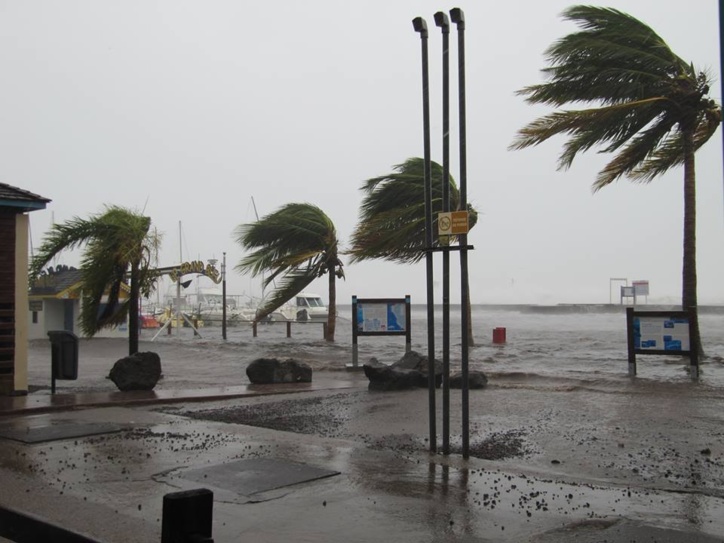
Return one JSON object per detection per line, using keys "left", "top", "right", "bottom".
{"left": 520, "top": 6, "right": 688, "bottom": 108}
{"left": 349, "top": 157, "right": 478, "bottom": 264}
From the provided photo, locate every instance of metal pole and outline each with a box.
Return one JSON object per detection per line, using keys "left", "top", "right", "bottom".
{"left": 434, "top": 11, "right": 451, "bottom": 456}
{"left": 720, "top": 0, "right": 724, "bottom": 224}
{"left": 222, "top": 252, "right": 227, "bottom": 340}
{"left": 352, "top": 296, "right": 359, "bottom": 367}
{"left": 413, "top": 16, "right": 437, "bottom": 454}
{"left": 175, "top": 221, "right": 182, "bottom": 336}
{"left": 451, "top": 7, "right": 470, "bottom": 459}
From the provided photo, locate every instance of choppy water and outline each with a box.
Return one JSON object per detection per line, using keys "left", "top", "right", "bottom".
{"left": 148, "top": 304, "right": 724, "bottom": 389}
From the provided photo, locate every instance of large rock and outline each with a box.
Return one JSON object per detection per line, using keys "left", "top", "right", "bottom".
{"left": 109, "top": 351, "right": 162, "bottom": 391}
{"left": 363, "top": 351, "right": 443, "bottom": 391}
{"left": 246, "top": 358, "right": 312, "bottom": 384}
{"left": 363, "top": 359, "right": 427, "bottom": 391}
{"left": 450, "top": 371, "right": 488, "bottom": 389}
{"left": 393, "top": 351, "right": 443, "bottom": 383}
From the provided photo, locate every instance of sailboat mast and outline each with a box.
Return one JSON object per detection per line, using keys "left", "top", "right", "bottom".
{"left": 176, "top": 221, "right": 182, "bottom": 329}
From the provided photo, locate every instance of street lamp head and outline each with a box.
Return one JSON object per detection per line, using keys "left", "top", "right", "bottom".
{"left": 450, "top": 8, "right": 465, "bottom": 26}
{"left": 434, "top": 11, "right": 449, "bottom": 31}
{"left": 412, "top": 17, "right": 428, "bottom": 36}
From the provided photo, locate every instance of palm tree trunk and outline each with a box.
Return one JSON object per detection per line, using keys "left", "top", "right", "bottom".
{"left": 128, "top": 263, "right": 140, "bottom": 355}
{"left": 465, "top": 284, "right": 475, "bottom": 346}
{"left": 326, "top": 265, "right": 336, "bottom": 342}
{"left": 681, "top": 129, "right": 702, "bottom": 357}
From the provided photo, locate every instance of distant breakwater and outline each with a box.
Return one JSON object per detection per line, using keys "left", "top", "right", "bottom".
{"left": 337, "top": 304, "right": 724, "bottom": 315}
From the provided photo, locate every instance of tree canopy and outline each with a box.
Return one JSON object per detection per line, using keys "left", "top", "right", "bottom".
{"left": 234, "top": 202, "right": 344, "bottom": 341}
{"left": 349, "top": 157, "right": 477, "bottom": 264}
{"left": 30, "top": 205, "right": 160, "bottom": 354}
{"left": 510, "top": 6, "right": 720, "bottom": 190}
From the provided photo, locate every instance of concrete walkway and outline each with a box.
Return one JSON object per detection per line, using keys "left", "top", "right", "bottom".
{"left": 0, "top": 377, "right": 363, "bottom": 416}
{"left": 1, "top": 340, "right": 724, "bottom": 542}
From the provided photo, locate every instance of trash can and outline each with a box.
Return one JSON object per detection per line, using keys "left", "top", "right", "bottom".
{"left": 492, "top": 327, "right": 507, "bottom": 344}
{"left": 48, "top": 330, "right": 79, "bottom": 380}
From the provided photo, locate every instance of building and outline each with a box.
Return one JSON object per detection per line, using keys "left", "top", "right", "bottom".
{"left": 28, "top": 266, "right": 130, "bottom": 341}
{"left": 0, "top": 183, "right": 50, "bottom": 396}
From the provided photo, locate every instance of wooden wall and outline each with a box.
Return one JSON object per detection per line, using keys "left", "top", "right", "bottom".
{"left": 0, "top": 210, "right": 16, "bottom": 394}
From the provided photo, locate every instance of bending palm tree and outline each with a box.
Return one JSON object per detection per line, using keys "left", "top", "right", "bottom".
{"left": 29, "top": 205, "right": 161, "bottom": 355}
{"left": 234, "top": 203, "right": 344, "bottom": 342}
{"left": 510, "top": 6, "right": 721, "bottom": 355}
{"left": 349, "top": 157, "right": 478, "bottom": 344}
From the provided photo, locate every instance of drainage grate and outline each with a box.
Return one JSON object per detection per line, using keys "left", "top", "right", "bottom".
{"left": 0, "top": 422, "right": 123, "bottom": 444}
{"left": 181, "top": 457, "right": 340, "bottom": 495}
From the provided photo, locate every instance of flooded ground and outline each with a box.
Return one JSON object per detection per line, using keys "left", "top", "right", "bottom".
{"left": 9, "top": 306, "right": 724, "bottom": 541}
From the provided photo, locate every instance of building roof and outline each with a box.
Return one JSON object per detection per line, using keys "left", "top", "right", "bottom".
{"left": 29, "top": 267, "right": 84, "bottom": 298}
{"left": 0, "top": 182, "right": 50, "bottom": 213}
{"left": 29, "top": 266, "right": 132, "bottom": 300}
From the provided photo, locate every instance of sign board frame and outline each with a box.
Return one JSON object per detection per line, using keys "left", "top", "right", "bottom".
{"left": 625, "top": 307, "right": 698, "bottom": 378}
{"left": 351, "top": 296, "right": 411, "bottom": 368}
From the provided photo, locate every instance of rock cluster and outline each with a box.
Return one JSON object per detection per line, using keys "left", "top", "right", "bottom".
{"left": 364, "top": 350, "right": 487, "bottom": 391}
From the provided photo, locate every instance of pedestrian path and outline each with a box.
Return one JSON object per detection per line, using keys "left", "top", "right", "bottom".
{"left": 0, "top": 376, "right": 365, "bottom": 416}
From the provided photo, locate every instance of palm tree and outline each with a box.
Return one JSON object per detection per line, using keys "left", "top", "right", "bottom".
{"left": 349, "top": 157, "right": 478, "bottom": 344}
{"left": 510, "top": 6, "right": 721, "bottom": 355}
{"left": 29, "top": 205, "right": 161, "bottom": 355}
{"left": 234, "top": 202, "right": 344, "bottom": 342}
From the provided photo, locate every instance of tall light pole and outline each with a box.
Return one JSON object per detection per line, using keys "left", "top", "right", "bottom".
{"left": 413, "top": 15, "right": 437, "bottom": 454}
{"left": 450, "top": 6, "right": 470, "bottom": 459}
{"left": 434, "top": 10, "right": 451, "bottom": 456}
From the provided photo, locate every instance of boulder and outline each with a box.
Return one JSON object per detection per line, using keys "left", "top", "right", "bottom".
{"left": 449, "top": 371, "right": 488, "bottom": 389}
{"left": 246, "top": 358, "right": 312, "bottom": 384}
{"left": 109, "top": 351, "right": 162, "bottom": 391}
{"left": 363, "top": 351, "right": 443, "bottom": 391}
{"left": 393, "top": 351, "right": 443, "bottom": 383}
{"left": 363, "top": 359, "right": 427, "bottom": 391}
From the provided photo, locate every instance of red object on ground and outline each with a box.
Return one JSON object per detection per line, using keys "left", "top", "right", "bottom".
{"left": 493, "top": 327, "right": 506, "bottom": 344}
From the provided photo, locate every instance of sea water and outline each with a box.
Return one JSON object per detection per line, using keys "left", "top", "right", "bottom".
{"left": 150, "top": 305, "right": 724, "bottom": 389}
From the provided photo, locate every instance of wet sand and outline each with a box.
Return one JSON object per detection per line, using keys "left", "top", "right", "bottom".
{"left": 13, "top": 334, "right": 724, "bottom": 541}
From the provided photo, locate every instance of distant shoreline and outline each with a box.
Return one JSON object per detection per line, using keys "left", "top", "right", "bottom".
{"left": 337, "top": 303, "right": 724, "bottom": 314}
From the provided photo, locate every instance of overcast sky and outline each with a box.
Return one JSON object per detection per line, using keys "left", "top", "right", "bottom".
{"left": 1, "top": 1, "right": 722, "bottom": 305}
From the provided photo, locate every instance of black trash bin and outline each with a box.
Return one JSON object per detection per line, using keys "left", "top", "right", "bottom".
{"left": 48, "top": 331, "right": 79, "bottom": 393}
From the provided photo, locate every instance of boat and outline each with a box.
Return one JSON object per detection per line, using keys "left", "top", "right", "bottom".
{"left": 191, "top": 288, "right": 257, "bottom": 326}
{"left": 260, "top": 292, "right": 328, "bottom": 323}
{"left": 149, "top": 282, "right": 328, "bottom": 326}
{"left": 293, "top": 292, "right": 328, "bottom": 322}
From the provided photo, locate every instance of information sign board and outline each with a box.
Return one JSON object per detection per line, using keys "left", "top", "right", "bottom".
{"left": 356, "top": 301, "right": 407, "bottom": 333}
{"left": 633, "top": 316, "right": 689, "bottom": 352}
{"left": 625, "top": 308, "right": 698, "bottom": 378}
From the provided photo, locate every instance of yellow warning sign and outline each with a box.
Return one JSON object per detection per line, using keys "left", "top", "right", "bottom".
{"left": 438, "top": 211, "right": 469, "bottom": 236}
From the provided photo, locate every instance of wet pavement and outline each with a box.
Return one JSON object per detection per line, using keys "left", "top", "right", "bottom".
{"left": 1, "top": 339, "right": 723, "bottom": 542}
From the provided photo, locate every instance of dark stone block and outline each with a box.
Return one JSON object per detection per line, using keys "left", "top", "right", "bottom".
{"left": 449, "top": 371, "right": 488, "bottom": 389}
{"left": 246, "top": 358, "right": 312, "bottom": 384}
